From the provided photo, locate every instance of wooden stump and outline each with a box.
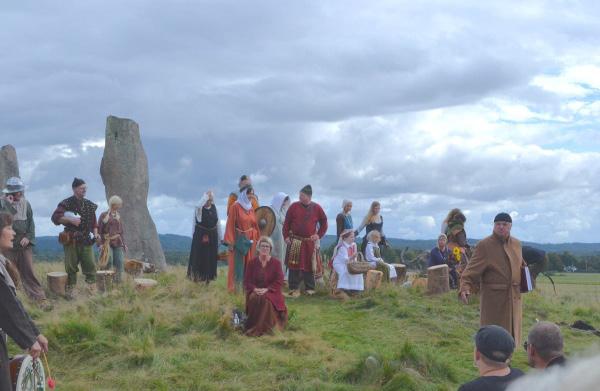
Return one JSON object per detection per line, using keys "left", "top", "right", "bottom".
{"left": 427, "top": 264, "right": 450, "bottom": 295}
{"left": 47, "top": 272, "right": 68, "bottom": 296}
{"left": 365, "top": 270, "right": 383, "bottom": 290}
{"left": 96, "top": 270, "right": 115, "bottom": 293}
{"left": 134, "top": 278, "right": 157, "bottom": 291}
{"left": 391, "top": 264, "right": 407, "bottom": 283}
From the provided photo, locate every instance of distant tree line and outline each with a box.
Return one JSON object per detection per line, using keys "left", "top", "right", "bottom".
{"left": 33, "top": 246, "right": 600, "bottom": 273}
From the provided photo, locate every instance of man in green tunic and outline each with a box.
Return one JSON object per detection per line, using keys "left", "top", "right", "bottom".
{"left": 51, "top": 178, "right": 99, "bottom": 298}
{"left": 0, "top": 177, "right": 50, "bottom": 309}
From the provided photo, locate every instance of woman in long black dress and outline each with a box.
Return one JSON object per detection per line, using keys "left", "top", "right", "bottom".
{"left": 188, "top": 191, "right": 221, "bottom": 283}
{"left": 356, "top": 201, "right": 389, "bottom": 254}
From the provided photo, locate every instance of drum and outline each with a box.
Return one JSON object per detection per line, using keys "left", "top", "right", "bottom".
{"left": 347, "top": 261, "right": 374, "bottom": 275}
{"left": 9, "top": 355, "right": 46, "bottom": 391}
{"left": 96, "top": 270, "right": 115, "bottom": 292}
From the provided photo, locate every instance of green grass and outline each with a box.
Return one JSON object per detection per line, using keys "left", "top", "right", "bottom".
{"left": 8, "top": 265, "right": 600, "bottom": 390}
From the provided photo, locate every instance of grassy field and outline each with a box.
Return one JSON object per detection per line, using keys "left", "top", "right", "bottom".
{"left": 8, "top": 265, "right": 600, "bottom": 391}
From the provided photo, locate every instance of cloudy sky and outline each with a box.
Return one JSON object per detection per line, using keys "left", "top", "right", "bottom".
{"left": 2, "top": 1, "right": 600, "bottom": 243}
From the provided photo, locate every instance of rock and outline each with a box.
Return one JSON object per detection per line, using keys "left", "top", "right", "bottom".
{"left": 100, "top": 116, "right": 167, "bottom": 271}
{"left": 364, "top": 356, "right": 380, "bottom": 371}
{"left": 0, "top": 145, "right": 19, "bottom": 189}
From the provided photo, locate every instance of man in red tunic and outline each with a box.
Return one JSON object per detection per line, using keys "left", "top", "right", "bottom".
{"left": 283, "top": 185, "right": 328, "bottom": 297}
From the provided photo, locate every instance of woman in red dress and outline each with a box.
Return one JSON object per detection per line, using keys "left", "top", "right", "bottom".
{"left": 243, "top": 236, "right": 287, "bottom": 336}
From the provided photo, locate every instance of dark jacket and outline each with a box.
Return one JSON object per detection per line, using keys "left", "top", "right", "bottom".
{"left": 0, "top": 256, "right": 39, "bottom": 349}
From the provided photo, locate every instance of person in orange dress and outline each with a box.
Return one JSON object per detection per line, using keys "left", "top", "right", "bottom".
{"left": 227, "top": 175, "right": 259, "bottom": 215}
{"left": 224, "top": 184, "right": 260, "bottom": 293}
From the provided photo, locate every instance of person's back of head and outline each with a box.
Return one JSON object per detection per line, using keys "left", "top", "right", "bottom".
{"left": 526, "top": 322, "right": 564, "bottom": 369}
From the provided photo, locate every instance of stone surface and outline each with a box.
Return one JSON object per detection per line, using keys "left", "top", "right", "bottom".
{"left": 0, "top": 145, "right": 20, "bottom": 189}
{"left": 100, "top": 116, "right": 167, "bottom": 270}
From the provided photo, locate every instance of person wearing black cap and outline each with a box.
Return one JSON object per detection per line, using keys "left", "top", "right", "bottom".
{"left": 51, "top": 178, "right": 99, "bottom": 298}
{"left": 459, "top": 325, "right": 524, "bottom": 391}
{"left": 282, "top": 185, "right": 328, "bottom": 297}
{"left": 460, "top": 212, "right": 526, "bottom": 346}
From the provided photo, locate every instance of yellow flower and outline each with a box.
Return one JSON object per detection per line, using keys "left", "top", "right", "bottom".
{"left": 453, "top": 247, "right": 462, "bottom": 262}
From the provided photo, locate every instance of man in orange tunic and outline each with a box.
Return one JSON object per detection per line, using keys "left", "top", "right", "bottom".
{"left": 224, "top": 185, "right": 260, "bottom": 293}
{"left": 227, "top": 175, "right": 259, "bottom": 215}
{"left": 283, "top": 185, "right": 328, "bottom": 297}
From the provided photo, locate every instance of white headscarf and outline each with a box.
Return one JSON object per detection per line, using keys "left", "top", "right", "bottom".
{"left": 331, "top": 229, "right": 354, "bottom": 261}
{"left": 341, "top": 199, "right": 351, "bottom": 214}
{"left": 271, "top": 192, "right": 289, "bottom": 213}
{"left": 237, "top": 187, "right": 253, "bottom": 211}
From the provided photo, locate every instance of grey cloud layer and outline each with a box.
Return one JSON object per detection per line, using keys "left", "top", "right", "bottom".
{"left": 2, "top": 1, "right": 600, "bottom": 241}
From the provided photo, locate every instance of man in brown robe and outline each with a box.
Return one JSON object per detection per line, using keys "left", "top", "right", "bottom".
{"left": 460, "top": 212, "right": 525, "bottom": 345}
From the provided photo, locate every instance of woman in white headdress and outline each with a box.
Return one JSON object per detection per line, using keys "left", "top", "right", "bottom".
{"left": 269, "top": 192, "right": 290, "bottom": 277}
{"left": 331, "top": 229, "right": 364, "bottom": 297}
{"left": 188, "top": 191, "right": 222, "bottom": 284}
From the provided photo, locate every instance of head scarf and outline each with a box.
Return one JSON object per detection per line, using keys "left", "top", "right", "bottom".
{"left": 331, "top": 228, "right": 355, "bottom": 261}
{"left": 342, "top": 199, "right": 352, "bottom": 213}
{"left": 237, "top": 186, "right": 253, "bottom": 211}
{"left": 271, "top": 192, "right": 289, "bottom": 213}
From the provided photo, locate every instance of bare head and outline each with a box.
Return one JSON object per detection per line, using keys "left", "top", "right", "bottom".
{"left": 526, "top": 322, "right": 564, "bottom": 369}
{"left": 72, "top": 178, "right": 87, "bottom": 199}
{"left": 257, "top": 236, "right": 273, "bottom": 258}
{"left": 438, "top": 234, "right": 448, "bottom": 249}
{"left": 299, "top": 184, "right": 312, "bottom": 205}
{"left": 367, "top": 230, "right": 381, "bottom": 244}
{"left": 108, "top": 195, "right": 123, "bottom": 211}
{"left": 0, "top": 212, "right": 15, "bottom": 251}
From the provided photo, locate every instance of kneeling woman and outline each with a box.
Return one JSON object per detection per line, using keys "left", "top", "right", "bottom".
{"left": 332, "top": 229, "right": 364, "bottom": 295}
{"left": 365, "top": 230, "right": 397, "bottom": 282}
{"left": 244, "top": 236, "right": 287, "bottom": 336}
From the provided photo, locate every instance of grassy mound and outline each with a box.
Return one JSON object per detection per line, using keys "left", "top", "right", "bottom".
{"left": 10, "top": 266, "right": 600, "bottom": 390}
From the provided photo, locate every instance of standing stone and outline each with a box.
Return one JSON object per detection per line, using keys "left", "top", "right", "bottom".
{"left": 100, "top": 116, "right": 167, "bottom": 270}
{"left": 0, "top": 145, "right": 20, "bottom": 188}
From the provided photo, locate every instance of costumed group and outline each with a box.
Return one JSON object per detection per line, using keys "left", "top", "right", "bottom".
{"left": 1, "top": 174, "right": 528, "bottom": 390}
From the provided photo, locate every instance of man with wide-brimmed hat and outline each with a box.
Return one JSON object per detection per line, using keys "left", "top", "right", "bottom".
{"left": 460, "top": 213, "right": 526, "bottom": 346}
{"left": 0, "top": 177, "right": 50, "bottom": 309}
{"left": 51, "top": 177, "right": 99, "bottom": 298}
{"left": 282, "top": 185, "right": 328, "bottom": 297}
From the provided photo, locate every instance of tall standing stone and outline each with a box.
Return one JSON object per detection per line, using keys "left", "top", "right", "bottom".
{"left": 0, "top": 145, "right": 20, "bottom": 188}
{"left": 100, "top": 116, "right": 167, "bottom": 270}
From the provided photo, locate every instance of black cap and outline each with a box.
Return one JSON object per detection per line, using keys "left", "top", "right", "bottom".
{"left": 72, "top": 177, "right": 86, "bottom": 188}
{"left": 494, "top": 212, "right": 512, "bottom": 223}
{"left": 300, "top": 184, "right": 312, "bottom": 196}
{"left": 475, "top": 325, "right": 515, "bottom": 362}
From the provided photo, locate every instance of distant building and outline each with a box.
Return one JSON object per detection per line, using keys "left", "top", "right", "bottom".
{"left": 564, "top": 265, "right": 578, "bottom": 272}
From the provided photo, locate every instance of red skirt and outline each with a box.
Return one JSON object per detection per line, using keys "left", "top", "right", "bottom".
{"left": 245, "top": 293, "right": 287, "bottom": 336}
